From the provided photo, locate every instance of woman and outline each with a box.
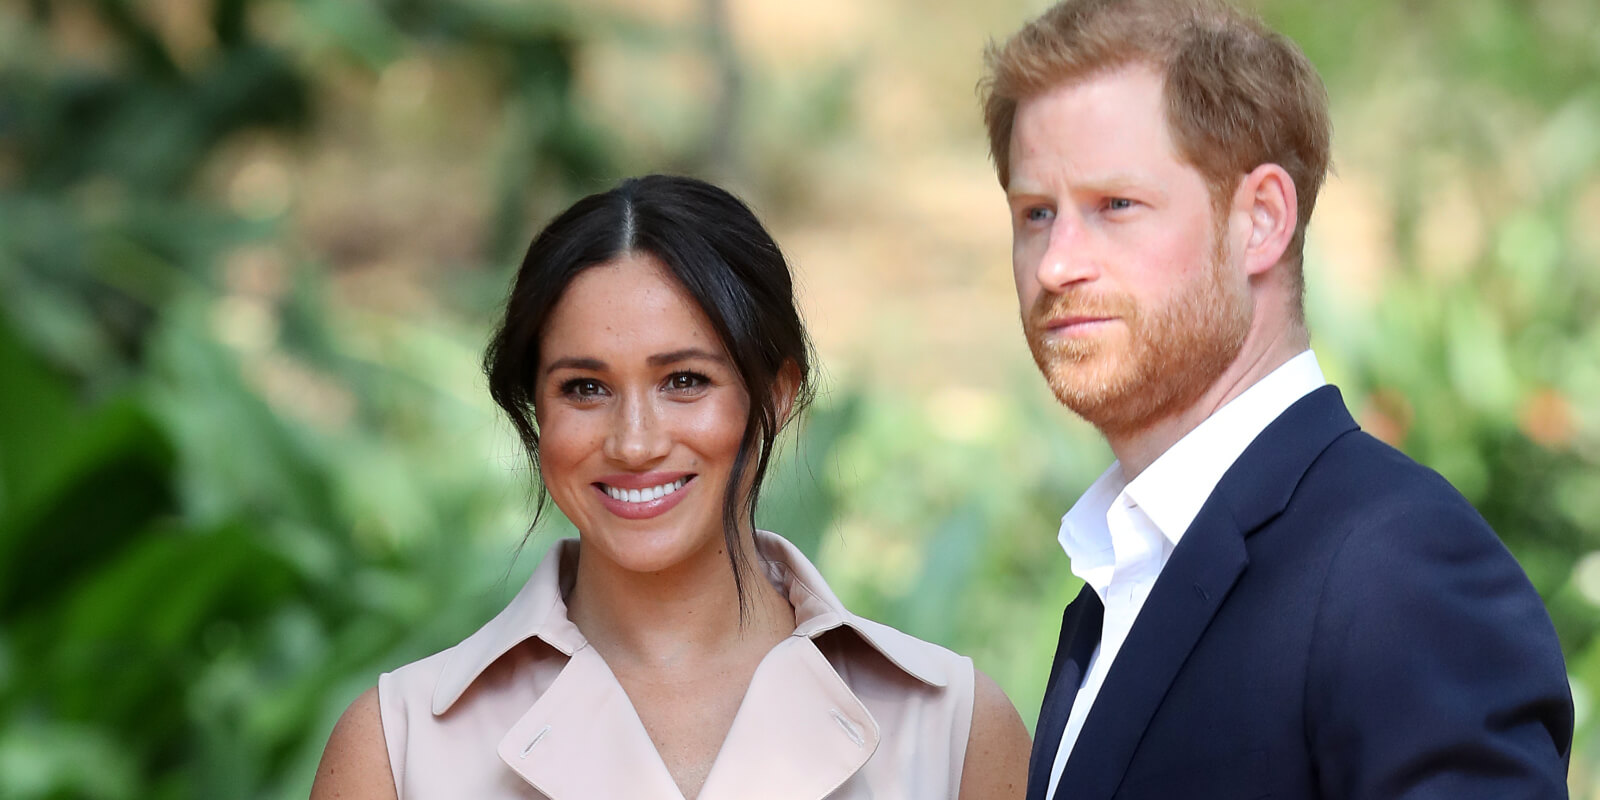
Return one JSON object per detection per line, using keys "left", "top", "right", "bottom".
{"left": 311, "top": 175, "right": 1031, "bottom": 799}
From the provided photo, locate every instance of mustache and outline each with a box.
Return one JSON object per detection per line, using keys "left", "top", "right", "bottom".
{"left": 1025, "top": 290, "right": 1135, "bottom": 330}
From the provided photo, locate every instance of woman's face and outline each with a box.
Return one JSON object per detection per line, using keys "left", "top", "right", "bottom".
{"left": 534, "top": 252, "right": 751, "bottom": 576}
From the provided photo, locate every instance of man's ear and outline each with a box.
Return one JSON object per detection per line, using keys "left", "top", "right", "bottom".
{"left": 1234, "top": 163, "right": 1298, "bottom": 277}
{"left": 771, "top": 360, "right": 803, "bottom": 427}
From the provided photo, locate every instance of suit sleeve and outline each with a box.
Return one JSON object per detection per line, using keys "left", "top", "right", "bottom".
{"left": 1306, "top": 497, "right": 1573, "bottom": 799}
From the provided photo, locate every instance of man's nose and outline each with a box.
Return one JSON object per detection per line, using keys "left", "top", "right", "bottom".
{"left": 602, "top": 395, "right": 671, "bottom": 466}
{"left": 1034, "top": 218, "right": 1100, "bottom": 293}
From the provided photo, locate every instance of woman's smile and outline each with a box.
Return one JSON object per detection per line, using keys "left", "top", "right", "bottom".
{"left": 533, "top": 251, "right": 750, "bottom": 576}
{"left": 593, "top": 473, "right": 696, "bottom": 520}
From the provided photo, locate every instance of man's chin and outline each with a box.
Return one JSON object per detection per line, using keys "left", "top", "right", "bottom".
{"left": 1042, "top": 366, "right": 1122, "bottom": 416}
{"left": 1051, "top": 384, "right": 1119, "bottom": 423}
{"left": 1040, "top": 360, "right": 1171, "bottom": 434}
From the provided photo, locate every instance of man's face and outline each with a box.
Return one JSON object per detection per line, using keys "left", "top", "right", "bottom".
{"left": 1006, "top": 65, "right": 1252, "bottom": 437}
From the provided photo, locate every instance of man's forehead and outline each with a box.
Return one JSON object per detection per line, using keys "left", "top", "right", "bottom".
{"left": 1007, "top": 68, "right": 1177, "bottom": 190}
{"left": 1013, "top": 66, "right": 1167, "bottom": 136}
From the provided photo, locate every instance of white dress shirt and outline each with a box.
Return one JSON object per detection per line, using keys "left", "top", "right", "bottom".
{"left": 1044, "top": 350, "right": 1326, "bottom": 800}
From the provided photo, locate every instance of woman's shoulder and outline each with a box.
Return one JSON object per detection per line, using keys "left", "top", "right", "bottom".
{"left": 311, "top": 687, "right": 398, "bottom": 800}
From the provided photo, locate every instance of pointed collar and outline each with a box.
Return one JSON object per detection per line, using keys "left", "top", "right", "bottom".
{"left": 1123, "top": 349, "right": 1325, "bottom": 542}
{"left": 431, "top": 530, "right": 947, "bottom": 714}
{"left": 1057, "top": 351, "right": 1325, "bottom": 596}
{"left": 431, "top": 538, "right": 587, "bottom": 714}
{"left": 754, "top": 530, "right": 952, "bottom": 688}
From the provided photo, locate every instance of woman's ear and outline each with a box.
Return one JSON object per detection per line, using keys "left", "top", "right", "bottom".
{"left": 1234, "top": 163, "right": 1298, "bottom": 277}
{"left": 771, "top": 360, "right": 802, "bottom": 427}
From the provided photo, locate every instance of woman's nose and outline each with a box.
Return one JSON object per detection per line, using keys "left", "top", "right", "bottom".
{"left": 601, "top": 396, "right": 671, "bottom": 466}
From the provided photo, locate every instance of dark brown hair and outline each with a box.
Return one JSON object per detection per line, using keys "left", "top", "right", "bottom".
{"left": 483, "top": 175, "right": 815, "bottom": 612}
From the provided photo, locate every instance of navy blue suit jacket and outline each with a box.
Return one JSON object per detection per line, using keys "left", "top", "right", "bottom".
{"left": 1028, "top": 386, "right": 1573, "bottom": 800}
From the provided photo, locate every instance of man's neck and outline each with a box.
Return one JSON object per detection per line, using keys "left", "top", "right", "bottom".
{"left": 1109, "top": 325, "right": 1308, "bottom": 479}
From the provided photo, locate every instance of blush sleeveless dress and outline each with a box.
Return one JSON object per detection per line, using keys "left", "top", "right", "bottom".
{"left": 376, "top": 531, "right": 977, "bottom": 799}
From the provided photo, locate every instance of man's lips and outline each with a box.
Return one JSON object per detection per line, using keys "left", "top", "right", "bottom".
{"left": 1043, "top": 315, "right": 1118, "bottom": 334}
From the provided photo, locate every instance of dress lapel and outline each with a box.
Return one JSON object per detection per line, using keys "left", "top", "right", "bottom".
{"left": 471, "top": 530, "right": 956, "bottom": 799}
{"left": 1053, "top": 386, "right": 1359, "bottom": 799}
{"left": 497, "top": 646, "right": 684, "bottom": 799}
{"left": 1027, "top": 584, "right": 1104, "bottom": 800}
{"left": 496, "top": 635, "right": 882, "bottom": 800}
{"left": 696, "top": 636, "right": 881, "bottom": 800}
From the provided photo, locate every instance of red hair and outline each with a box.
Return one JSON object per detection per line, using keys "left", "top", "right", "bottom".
{"left": 981, "top": 0, "right": 1332, "bottom": 283}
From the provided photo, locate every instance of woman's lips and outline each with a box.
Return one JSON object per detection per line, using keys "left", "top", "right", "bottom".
{"left": 592, "top": 474, "right": 696, "bottom": 520}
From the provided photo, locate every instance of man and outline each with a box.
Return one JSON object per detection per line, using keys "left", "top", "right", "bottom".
{"left": 979, "top": 1, "right": 1574, "bottom": 798}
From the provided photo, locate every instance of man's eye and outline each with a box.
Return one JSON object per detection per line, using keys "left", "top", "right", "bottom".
{"left": 1025, "top": 207, "right": 1054, "bottom": 223}
{"left": 1106, "top": 198, "right": 1134, "bottom": 211}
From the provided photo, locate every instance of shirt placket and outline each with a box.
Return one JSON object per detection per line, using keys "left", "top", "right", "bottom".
{"left": 1101, "top": 497, "right": 1157, "bottom": 662}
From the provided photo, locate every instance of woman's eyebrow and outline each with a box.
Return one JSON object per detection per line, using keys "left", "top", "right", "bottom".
{"left": 543, "top": 356, "right": 606, "bottom": 377}
{"left": 542, "top": 349, "right": 725, "bottom": 377}
{"left": 647, "top": 348, "right": 727, "bottom": 367}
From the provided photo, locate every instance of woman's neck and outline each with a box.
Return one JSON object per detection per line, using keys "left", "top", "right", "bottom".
{"left": 565, "top": 532, "right": 795, "bottom": 671}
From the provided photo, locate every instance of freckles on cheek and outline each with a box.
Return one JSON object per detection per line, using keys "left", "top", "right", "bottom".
{"left": 533, "top": 411, "right": 599, "bottom": 475}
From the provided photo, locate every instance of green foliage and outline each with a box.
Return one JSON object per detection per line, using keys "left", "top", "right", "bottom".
{"left": 0, "top": 2, "right": 610, "bottom": 797}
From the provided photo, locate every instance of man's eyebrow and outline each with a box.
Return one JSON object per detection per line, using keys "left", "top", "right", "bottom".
{"left": 1005, "top": 177, "right": 1048, "bottom": 201}
{"left": 543, "top": 356, "right": 606, "bottom": 377}
{"left": 1006, "top": 188, "right": 1045, "bottom": 203}
{"left": 647, "top": 348, "right": 727, "bottom": 367}
{"left": 1078, "top": 172, "right": 1165, "bottom": 196}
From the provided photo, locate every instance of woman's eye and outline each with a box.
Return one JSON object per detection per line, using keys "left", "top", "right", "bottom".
{"left": 560, "top": 378, "right": 606, "bottom": 399}
{"left": 665, "top": 372, "right": 710, "bottom": 393}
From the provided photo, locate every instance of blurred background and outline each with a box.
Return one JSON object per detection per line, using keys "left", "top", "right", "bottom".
{"left": 0, "top": 0, "right": 1597, "bottom": 796}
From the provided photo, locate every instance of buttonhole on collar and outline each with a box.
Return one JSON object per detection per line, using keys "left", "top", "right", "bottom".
{"left": 1193, "top": 583, "right": 1211, "bottom": 603}
{"left": 520, "top": 724, "right": 552, "bottom": 758}
{"left": 830, "top": 709, "right": 865, "bottom": 747}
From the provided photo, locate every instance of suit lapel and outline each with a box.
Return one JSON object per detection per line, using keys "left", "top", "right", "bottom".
{"left": 1027, "top": 584, "right": 1104, "bottom": 800}
{"left": 1053, "top": 386, "right": 1359, "bottom": 799}
{"left": 1054, "top": 500, "right": 1250, "bottom": 799}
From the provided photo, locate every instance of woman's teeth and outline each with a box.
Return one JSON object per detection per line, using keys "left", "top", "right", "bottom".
{"left": 604, "top": 478, "right": 688, "bottom": 504}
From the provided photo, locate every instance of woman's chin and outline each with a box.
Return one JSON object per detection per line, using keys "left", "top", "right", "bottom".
{"left": 579, "top": 525, "right": 723, "bottom": 577}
